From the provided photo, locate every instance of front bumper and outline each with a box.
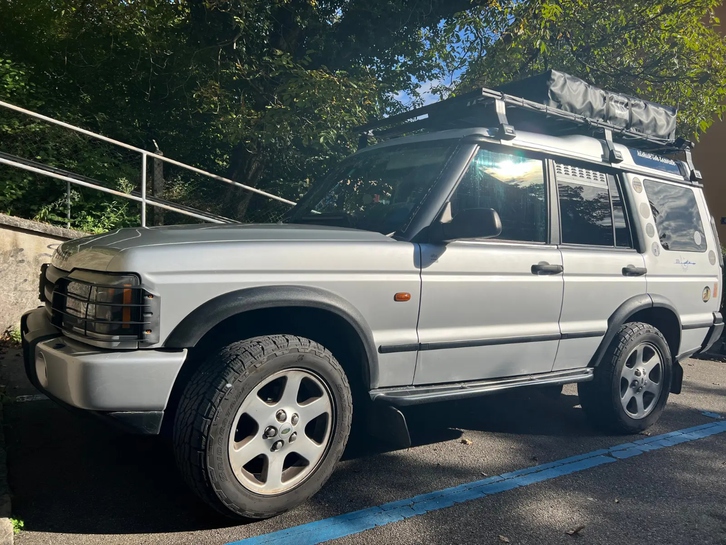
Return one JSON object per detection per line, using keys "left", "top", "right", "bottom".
{"left": 21, "top": 308, "right": 187, "bottom": 434}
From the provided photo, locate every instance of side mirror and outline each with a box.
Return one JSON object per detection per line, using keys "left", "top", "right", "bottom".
{"left": 431, "top": 208, "right": 502, "bottom": 242}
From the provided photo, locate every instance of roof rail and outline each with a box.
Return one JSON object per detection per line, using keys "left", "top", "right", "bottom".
{"left": 357, "top": 87, "right": 687, "bottom": 154}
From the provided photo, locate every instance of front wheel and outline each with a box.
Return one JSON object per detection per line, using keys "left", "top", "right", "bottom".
{"left": 578, "top": 322, "right": 672, "bottom": 434}
{"left": 173, "top": 335, "right": 352, "bottom": 520}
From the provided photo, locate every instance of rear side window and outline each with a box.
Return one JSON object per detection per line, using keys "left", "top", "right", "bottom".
{"left": 556, "top": 163, "right": 632, "bottom": 248}
{"left": 644, "top": 180, "right": 706, "bottom": 252}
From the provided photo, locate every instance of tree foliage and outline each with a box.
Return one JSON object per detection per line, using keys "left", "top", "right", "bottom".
{"left": 440, "top": 0, "right": 726, "bottom": 136}
{"left": 0, "top": 0, "right": 725, "bottom": 230}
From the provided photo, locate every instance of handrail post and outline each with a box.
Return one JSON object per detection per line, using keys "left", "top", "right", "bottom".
{"left": 141, "top": 152, "right": 147, "bottom": 227}
{"left": 66, "top": 180, "right": 71, "bottom": 228}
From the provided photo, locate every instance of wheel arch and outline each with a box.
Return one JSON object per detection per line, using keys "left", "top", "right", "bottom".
{"left": 589, "top": 294, "right": 683, "bottom": 393}
{"left": 161, "top": 286, "right": 378, "bottom": 434}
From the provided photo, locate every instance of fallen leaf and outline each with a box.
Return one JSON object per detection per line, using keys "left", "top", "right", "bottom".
{"left": 498, "top": 535, "right": 511, "bottom": 543}
{"left": 461, "top": 437, "right": 473, "bottom": 445}
{"left": 566, "top": 525, "right": 586, "bottom": 536}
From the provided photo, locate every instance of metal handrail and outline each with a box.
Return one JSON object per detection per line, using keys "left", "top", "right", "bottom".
{"left": 0, "top": 99, "right": 296, "bottom": 227}
{"left": 0, "top": 153, "right": 228, "bottom": 224}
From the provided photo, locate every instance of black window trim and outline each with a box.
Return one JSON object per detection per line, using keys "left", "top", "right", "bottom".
{"left": 608, "top": 174, "right": 635, "bottom": 250}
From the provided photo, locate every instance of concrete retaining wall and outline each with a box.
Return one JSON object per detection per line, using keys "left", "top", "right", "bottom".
{"left": 0, "top": 214, "right": 86, "bottom": 334}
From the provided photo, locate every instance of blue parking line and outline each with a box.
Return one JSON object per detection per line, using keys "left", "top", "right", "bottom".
{"left": 228, "top": 420, "right": 726, "bottom": 545}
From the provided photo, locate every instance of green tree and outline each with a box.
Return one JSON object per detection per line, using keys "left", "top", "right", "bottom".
{"left": 0, "top": 0, "right": 485, "bottom": 224}
{"left": 439, "top": 0, "right": 726, "bottom": 137}
{"left": 1, "top": 0, "right": 725, "bottom": 231}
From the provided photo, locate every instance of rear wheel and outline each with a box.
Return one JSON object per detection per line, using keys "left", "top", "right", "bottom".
{"left": 578, "top": 322, "right": 672, "bottom": 434}
{"left": 173, "top": 334, "right": 352, "bottom": 519}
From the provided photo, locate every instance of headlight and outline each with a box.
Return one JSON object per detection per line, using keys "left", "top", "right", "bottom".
{"left": 52, "top": 270, "right": 150, "bottom": 339}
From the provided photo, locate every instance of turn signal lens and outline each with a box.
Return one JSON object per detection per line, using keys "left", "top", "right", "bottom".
{"left": 122, "top": 284, "right": 133, "bottom": 323}
{"left": 394, "top": 292, "right": 411, "bottom": 302}
{"left": 714, "top": 282, "right": 719, "bottom": 300}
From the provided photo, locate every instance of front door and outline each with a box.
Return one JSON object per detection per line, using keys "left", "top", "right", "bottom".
{"left": 414, "top": 147, "right": 564, "bottom": 385}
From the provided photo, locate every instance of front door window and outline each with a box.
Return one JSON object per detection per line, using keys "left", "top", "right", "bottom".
{"left": 447, "top": 149, "right": 547, "bottom": 243}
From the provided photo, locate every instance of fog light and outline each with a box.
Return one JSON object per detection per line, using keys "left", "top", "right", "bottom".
{"left": 35, "top": 352, "right": 48, "bottom": 389}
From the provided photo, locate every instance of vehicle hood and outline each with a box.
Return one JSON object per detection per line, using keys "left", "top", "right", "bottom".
{"left": 52, "top": 223, "right": 395, "bottom": 271}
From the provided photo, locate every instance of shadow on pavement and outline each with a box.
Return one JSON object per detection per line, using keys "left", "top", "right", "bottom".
{"left": 3, "top": 382, "right": 718, "bottom": 537}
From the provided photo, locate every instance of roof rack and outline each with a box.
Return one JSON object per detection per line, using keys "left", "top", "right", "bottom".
{"left": 357, "top": 86, "right": 697, "bottom": 169}
{"left": 356, "top": 86, "right": 702, "bottom": 182}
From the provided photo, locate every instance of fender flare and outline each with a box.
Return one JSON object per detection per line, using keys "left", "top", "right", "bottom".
{"left": 164, "top": 285, "right": 379, "bottom": 388}
{"left": 589, "top": 294, "right": 681, "bottom": 368}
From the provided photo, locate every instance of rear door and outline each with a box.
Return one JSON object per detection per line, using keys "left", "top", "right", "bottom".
{"left": 553, "top": 161, "right": 646, "bottom": 371}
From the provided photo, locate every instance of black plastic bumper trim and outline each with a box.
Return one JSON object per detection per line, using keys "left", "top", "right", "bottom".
{"left": 103, "top": 411, "right": 164, "bottom": 435}
{"left": 682, "top": 321, "right": 716, "bottom": 331}
{"left": 378, "top": 330, "right": 604, "bottom": 354}
{"left": 698, "top": 312, "right": 724, "bottom": 355}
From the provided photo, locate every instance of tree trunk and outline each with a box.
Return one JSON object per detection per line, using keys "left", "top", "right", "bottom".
{"left": 224, "top": 141, "right": 266, "bottom": 221}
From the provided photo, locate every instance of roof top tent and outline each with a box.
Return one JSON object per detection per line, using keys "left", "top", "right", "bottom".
{"left": 357, "top": 70, "right": 701, "bottom": 183}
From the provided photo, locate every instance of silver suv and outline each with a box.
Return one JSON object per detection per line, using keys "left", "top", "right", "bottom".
{"left": 21, "top": 73, "right": 724, "bottom": 520}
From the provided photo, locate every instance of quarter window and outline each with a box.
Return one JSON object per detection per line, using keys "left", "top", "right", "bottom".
{"left": 448, "top": 149, "right": 547, "bottom": 243}
{"left": 644, "top": 180, "right": 706, "bottom": 252}
{"left": 556, "top": 163, "right": 632, "bottom": 248}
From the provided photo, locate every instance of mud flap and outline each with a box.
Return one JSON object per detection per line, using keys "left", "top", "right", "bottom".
{"left": 366, "top": 403, "right": 412, "bottom": 449}
{"left": 671, "top": 360, "right": 683, "bottom": 394}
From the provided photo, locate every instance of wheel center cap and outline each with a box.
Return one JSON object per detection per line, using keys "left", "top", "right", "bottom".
{"left": 280, "top": 425, "right": 292, "bottom": 436}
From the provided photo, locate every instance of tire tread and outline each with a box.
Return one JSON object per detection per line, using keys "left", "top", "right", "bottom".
{"left": 173, "top": 334, "right": 352, "bottom": 519}
{"left": 579, "top": 322, "right": 671, "bottom": 434}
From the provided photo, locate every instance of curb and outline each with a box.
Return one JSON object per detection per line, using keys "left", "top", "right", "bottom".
{"left": 0, "top": 401, "right": 12, "bottom": 545}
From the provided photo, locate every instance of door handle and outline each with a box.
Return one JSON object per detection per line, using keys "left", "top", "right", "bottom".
{"left": 531, "top": 262, "right": 564, "bottom": 275}
{"left": 622, "top": 265, "right": 647, "bottom": 277}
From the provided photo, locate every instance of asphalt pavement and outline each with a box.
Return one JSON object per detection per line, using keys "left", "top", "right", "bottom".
{"left": 1, "top": 349, "right": 725, "bottom": 545}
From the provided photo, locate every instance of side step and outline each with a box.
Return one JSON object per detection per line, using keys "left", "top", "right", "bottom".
{"left": 370, "top": 368, "right": 594, "bottom": 407}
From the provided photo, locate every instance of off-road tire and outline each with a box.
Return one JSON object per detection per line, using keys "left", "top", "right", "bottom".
{"left": 578, "top": 322, "right": 672, "bottom": 434}
{"left": 173, "top": 334, "right": 352, "bottom": 520}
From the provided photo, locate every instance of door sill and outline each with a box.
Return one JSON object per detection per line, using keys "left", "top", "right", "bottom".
{"left": 370, "top": 368, "right": 594, "bottom": 406}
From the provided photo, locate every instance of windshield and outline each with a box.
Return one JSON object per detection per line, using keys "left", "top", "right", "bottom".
{"left": 284, "top": 140, "right": 457, "bottom": 234}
